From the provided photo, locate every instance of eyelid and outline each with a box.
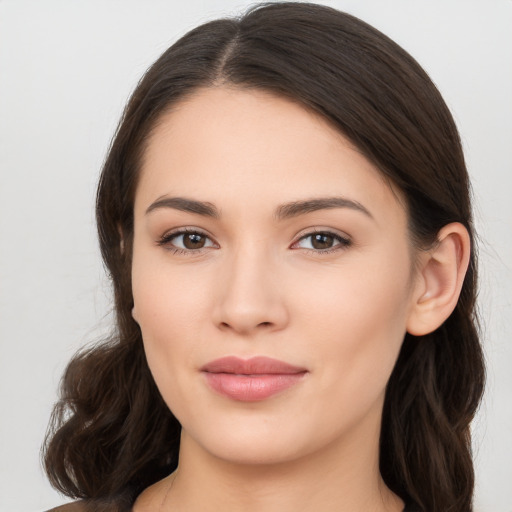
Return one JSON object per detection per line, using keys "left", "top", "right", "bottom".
{"left": 290, "top": 228, "right": 352, "bottom": 253}
{"left": 159, "top": 226, "right": 215, "bottom": 240}
{"left": 157, "top": 227, "right": 218, "bottom": 253}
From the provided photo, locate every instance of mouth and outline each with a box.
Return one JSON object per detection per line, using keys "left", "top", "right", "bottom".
{"left": 200, "top": 356, "right": 308, "bottom": 402}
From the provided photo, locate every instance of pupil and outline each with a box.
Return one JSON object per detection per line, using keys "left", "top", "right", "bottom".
{"left": 312, "top": 233, "right": 333, "bottom": 249}
{"left": 184, "top": 233, "right": 205, "bottom": 249}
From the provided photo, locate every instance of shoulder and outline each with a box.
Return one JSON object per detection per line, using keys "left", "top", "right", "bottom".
{"left": 45, "top": 502, "right": 87, "bottom": 512}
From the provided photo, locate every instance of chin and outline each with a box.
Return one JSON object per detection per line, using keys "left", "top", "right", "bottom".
{"left": 181, "top": 412, "right": 322, "bottom": 467}
{"left": 205, "top": 438, "right": 310, "bottom": 467}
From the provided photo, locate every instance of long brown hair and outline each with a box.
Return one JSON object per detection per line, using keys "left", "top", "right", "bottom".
{"left": 43, "top": 3, "right": 485, "bottom": 511}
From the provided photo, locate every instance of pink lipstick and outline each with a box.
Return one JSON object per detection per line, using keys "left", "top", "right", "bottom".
{"left": 200, "top": 356, "right": 307, "bottom": 401}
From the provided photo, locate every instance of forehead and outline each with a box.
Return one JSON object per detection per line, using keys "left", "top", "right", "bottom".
{"left": 135, "top": 86, "right": 406, "bottom": 228}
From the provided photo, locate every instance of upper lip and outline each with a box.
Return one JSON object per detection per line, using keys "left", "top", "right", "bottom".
{"left": 200, "top": 356, "right": 307, "bottom": 375}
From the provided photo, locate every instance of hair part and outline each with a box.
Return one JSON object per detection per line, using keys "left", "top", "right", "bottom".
{"left": 43, "top": 3, "right": 485, "bottom": 511}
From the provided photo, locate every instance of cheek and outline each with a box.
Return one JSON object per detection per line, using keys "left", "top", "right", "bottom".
{"left": 131, "top": 248, "right": 205, "bottom": 386}
{"left": 133, "top": 277, "right": 206, "bottom": 432}
{"left": 132, "top": 237, "right": 208, "bottom": 327}
{"left": 296, "top": 250, "right": 413, "bottom": 406}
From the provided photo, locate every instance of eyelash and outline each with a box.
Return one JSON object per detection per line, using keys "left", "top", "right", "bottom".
{"left": 157, "top": 228, "right": 217, "bottom": 256}
{"left": 157, "top": 228, "right": 352, "bottom": 256}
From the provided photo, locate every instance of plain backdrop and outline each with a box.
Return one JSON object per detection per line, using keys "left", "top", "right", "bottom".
{"left": 0, "top": 1, "right": 511, "bottom": 511}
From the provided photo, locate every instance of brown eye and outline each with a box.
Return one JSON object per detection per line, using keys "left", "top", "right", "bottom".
{"left": 157, "top": 229, "right": 216, "bottom": 253}
{"left": 183, "top": 232, "right": 207, "bottom": 249}
{"left": 294, "top": 231, "right": 351, "bottom": 253}
{"left": 311, "top": 233, "right": 335, "bottom": 250}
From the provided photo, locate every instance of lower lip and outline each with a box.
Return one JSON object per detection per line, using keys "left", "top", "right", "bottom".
{"left": 203, "top": 372, "right": 307, "bottom": 401}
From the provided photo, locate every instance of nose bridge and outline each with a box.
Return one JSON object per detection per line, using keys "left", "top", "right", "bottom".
{"left": 213, "top": 236, "right": 288, "bottom": 334}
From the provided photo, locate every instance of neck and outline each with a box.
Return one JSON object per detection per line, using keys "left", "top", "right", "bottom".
{"left": 155, "top": 407, "right": 403, "bottom": 512}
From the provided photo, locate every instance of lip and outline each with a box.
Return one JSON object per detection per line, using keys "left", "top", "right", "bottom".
{"left": 200, "top": 356, "right": 308, "bottom": 402}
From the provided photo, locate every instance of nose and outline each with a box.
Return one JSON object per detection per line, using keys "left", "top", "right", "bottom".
{"left": 212, "top": 242, "right": 289, "bottom": 336}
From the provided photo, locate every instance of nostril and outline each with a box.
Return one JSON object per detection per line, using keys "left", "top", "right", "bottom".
{"left": 219, "top": 321, "right": 272, "bottom": 330}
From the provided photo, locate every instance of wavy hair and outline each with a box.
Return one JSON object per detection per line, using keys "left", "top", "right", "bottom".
{"left": 43, "top": 3, "right": 485, "bottom": 511}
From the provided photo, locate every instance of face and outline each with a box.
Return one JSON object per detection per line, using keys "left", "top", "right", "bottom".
{"left": 131, "top": 87, "right": 420, "bottom": 466}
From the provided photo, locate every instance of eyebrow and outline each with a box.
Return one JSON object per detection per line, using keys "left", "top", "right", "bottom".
{"left": 145, "top": 196, "right": 373, "bottom": 220}
{"left": 274, "top": 197, "right": 372, "bottom": 221}
{"left": 146, "top": 196, "right": 220, "bottom": 218}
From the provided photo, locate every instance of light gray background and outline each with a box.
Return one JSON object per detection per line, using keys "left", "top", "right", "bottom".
{"left": 0, "top": 1, "right": 510, "bottom": 511}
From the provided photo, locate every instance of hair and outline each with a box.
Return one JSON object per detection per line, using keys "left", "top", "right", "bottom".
{"left": 43, "top": 3, "right": 485, "bottom": 511}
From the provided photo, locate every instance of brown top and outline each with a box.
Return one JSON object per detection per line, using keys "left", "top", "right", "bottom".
{"left": 45, "top": 503, "right": 86, "bottom": 512}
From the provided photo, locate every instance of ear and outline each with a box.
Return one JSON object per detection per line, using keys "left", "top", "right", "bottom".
{"left": 407, "top": 222, "right": 471, "bottom": 336}
{"left": 132, "top": 306, "right": 139, "bottom": 324}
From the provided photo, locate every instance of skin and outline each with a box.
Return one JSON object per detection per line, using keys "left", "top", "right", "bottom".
{"left": 129, "top": 87, "right": 468, "bottom": 512}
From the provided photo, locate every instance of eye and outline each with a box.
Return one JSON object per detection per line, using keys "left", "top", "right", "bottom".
{"left": 157, "top": 228, "right": 217, "bottom": 254}
{"left": 292, "top": 230, "right": 351, "bottom": 254}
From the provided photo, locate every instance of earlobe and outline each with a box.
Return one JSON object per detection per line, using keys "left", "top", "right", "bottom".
{"left": 407, "top": 223, "right": 471, "bottom": 336}
{"left": 132, "top": 306, "right": 139, "bottom": 324}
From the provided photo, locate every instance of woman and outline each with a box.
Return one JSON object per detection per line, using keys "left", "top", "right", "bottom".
{"left": 43, "top": 3, "right": 485, "bottom": 511}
